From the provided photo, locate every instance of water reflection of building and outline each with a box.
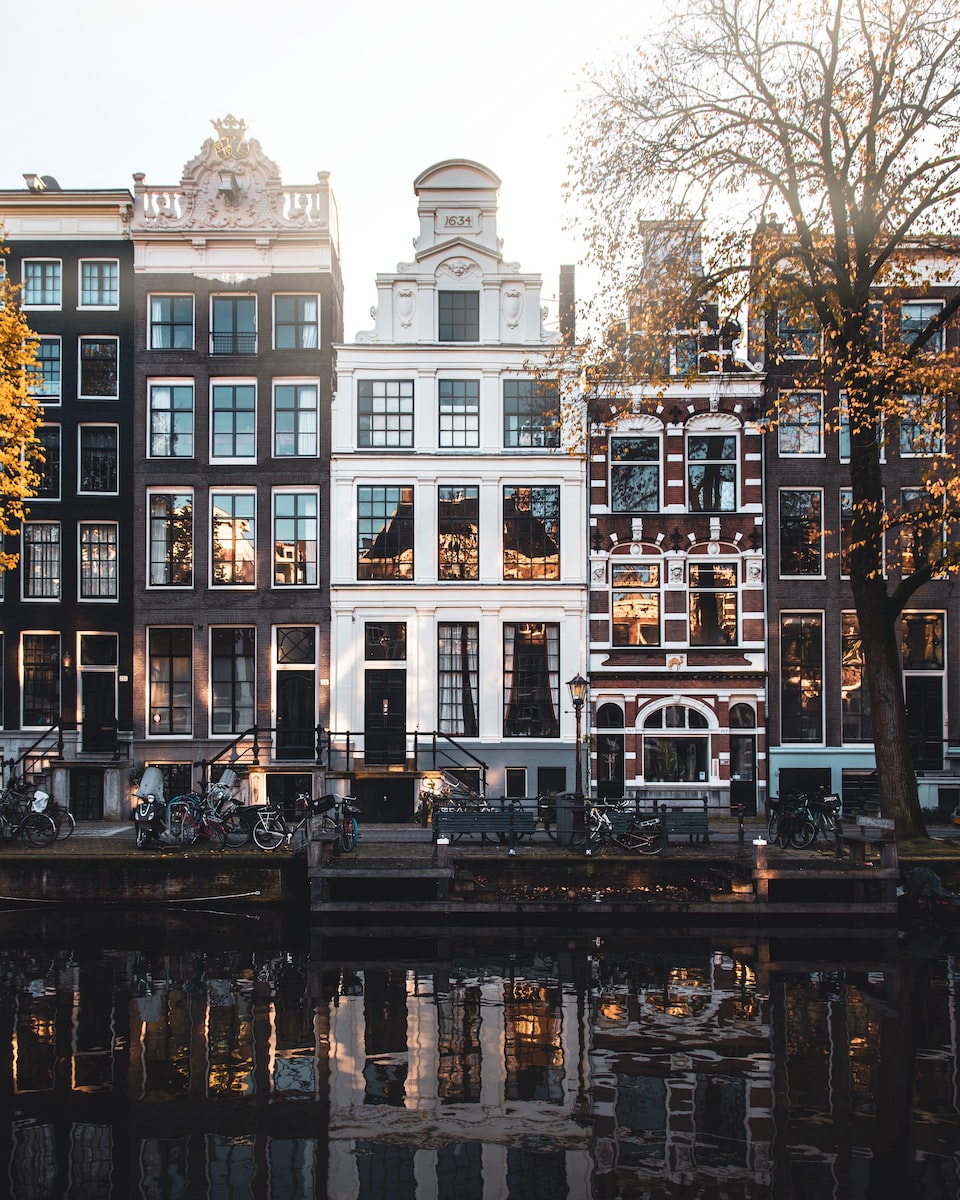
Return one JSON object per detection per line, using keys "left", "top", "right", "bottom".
{"left": 0, "top": 939, "right": 958, "bottom": 1198}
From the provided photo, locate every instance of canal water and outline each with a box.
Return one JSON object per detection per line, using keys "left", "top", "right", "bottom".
{"left": 0, "top": 910, "right": 957, "bottom": 1199}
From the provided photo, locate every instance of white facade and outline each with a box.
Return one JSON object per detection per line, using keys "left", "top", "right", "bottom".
{"left": 330, "top": 160, "right": 586, "bottom": 806}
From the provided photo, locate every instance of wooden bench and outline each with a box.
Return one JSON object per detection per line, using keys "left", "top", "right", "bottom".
{"left": 434, "top": 807, "right": 538, "bottom": 843}
{"left": 841, "top": 815, "right": 897, "bottom": 868}
{"left": 661, "top": 807, "right": 710, "bottom": 844}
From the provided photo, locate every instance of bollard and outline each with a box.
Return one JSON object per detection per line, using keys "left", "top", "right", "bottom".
{"left": 737, "top": 804, "right": 745, "bottom": 846}
{"left": 752, "top": 837, "right": 768, "bottom": 870}
{"left": 834, "top": 815, "right": 844, "bottom": 859}
{"left": 436, "top": 837, "right": 450, "bottom": 869}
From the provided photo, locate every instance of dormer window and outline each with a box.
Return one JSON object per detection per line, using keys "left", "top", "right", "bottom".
{"left": 438, "top": 291, "right": 479, "bottom": 341}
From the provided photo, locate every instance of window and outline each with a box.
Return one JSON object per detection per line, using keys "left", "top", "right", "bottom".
{"left": 211, "top": 296, "right": 256, "bottom": 354}
{"left": 79, "top": 260, "right": 118, "bottom": 307}
{"left": 438, "top": 486, "right": 479, "bottom": 580}
{"left": 503, "top": 486, "right": 560, "bottom": 580}
{"left": 899, "top": 394, "right": 944, "bottom": 456}
{"left": 149, "top": 492, "right": 192, "bottom": 586}
{"left": 365, "top": 622, "right": 406, "bottom": 660}
{"left": 438, "top": 291, "right": 479, "bottom": 341}
{"left": 776, "top": 305, "right": 820, "bottom": 357}
{"left": 900, "top": 301, "right": 943, "bottom": 353}
{"left": 150, "top": 295, "right": 194, "bottom": 349}
{"left": 274, "top": 295, "right": 318, "bottom": 348}
{"left": 778, "top": 391, "right": 823, "bottom": 454}
{"left": 78, "top": 425, "right": 119, "bottom": 493}
{"left": 357, "top": 485, "right": 414, "bottom": 580}
{"left": 22, "top": 634, "right": 60, "bottom": 727}
{"left": 840, "top": 489, "right": 853, "bottom": 577}
{"left": 503, "top": 380, "right": 560, "bottom": 448}
{"left": 438, "top": 623, "right": 479, "bottom": 736}
{"left": 211, "top": 383, "right": 256, "bottom": 459}
{"left": 274, "top": 383, "right": 318, "bottom": 456}
{"left": 29, "top": 338, "right": 61, "bottom": 401}
{"left": 781, "top": 613, "right": 823, "bottom": 742}
{"left": 211, "top": 492, "right": 256, "bottom": 585}
{"left": 643, "top": 705, "right": 709, "bottom": 782}
{"left": 673, "top": 326, "right": 729, "bottom": 374}
{"left": 838, "top": 391, "right": 884, "bottom": 463}
{"left": 22, "top": 523, "right": 60, "bottom": 599}
{"left": 148, "top": 628, "right": 193, "bottom": 735}
{"left": 35, "top": 426, "right": 60, "bottom": 500}
{"left": 438, "top": 380, "right": 479, "bottom": 447}
{"left": 503, "top": 623, "right": 559, "bottom": 737}
{"left": 689, "top": 562, "right": 738, "bottom": 644}
{"left": 612, "top": 563, "right": 660, "bottom": 646}
{"left": 902, "top": 612, "right": 944, "bottom": 670}
{"left": 841, "top": 612, "right": 873, "bottom": 742}
{"left": 79, "top": 523, "right": 118, "bottom": 599}
{"left": 211, "top": 628, "right": 255, "bottom": 734}
{"left": 899, "top": 487, "right": 942, "bottom": 574}
{"left": 610, "top": 436, "right": 659, "bottom": 511}
{"left": 79, "top": 337, "right": 118, "bottom": 398}
{"left": 149, "top": 383, "right": 194, "bottom": 458}
{"left": 357, "top": 380, "right": 414, "bottom": 448}
{"left": 273, "top": 491, "right": 318, "bottom": 585}
{"left": 687, "top": 434, "right": 737, "bottom": 511}
{"left": 779, "top": 489, "right": 823, "bottom": 575}
{"left": 22, "top": 260, "right": 61, "bottom": 307}
{"left": 276, "top": 627, "right": 318, "bottom": 757}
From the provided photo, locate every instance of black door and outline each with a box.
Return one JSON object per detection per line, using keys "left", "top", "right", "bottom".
{"left": 80, "top": 673, "right": 117, "bottom": 753}
{"left": 276, "top": 673, "right": 315, "bottom": 758}
{"left": 364, "top": 671, "right": 406, "bottom": 765}
{"left": 905, "top": 676, "right": 943, "bottom": 770}
{"left": 729, "top": 734, "right": 757, "bottom": 816}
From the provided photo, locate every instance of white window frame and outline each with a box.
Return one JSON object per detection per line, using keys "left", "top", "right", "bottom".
{"left": 148, "top": 293, "right": 195, "bottom": 350}
{"left": 78, "top": 259, "right": 119, "bottom": 309}
{"left": 78, "top": 336, "right": 119, "bottom": 400}
{"left": 29, "top": 336, "right": 62, "bottom": 403}
{"left": 148, "top": 379, "right": 195, "bottom": 459}
{"left": 210, "top": 379, "right": 257, "bottom": 462}
{"left": 272, "top": 487, "right": 320, "bottom": 588}
{"left": 21, "top": 521, "right": 61, "bottom": 601}
{"left": 210, "top": 488, "right": 257, "bottom": 588}
{"left": 273, "top": 380, "right": 319, "bottom": 458}
{"left": 273, "top": 293, "right": 320, "bottom": 349}
{"left": 77, "top": 423, "right": 120, "bottom": 496}
{"left": 778, "top": 487, "right": 824, "bottom": 578}
{"left": 78, "top": 521, "right": 119, "bottom": 601}
{"left": 777, "top": 390, "right": 824, "bottom": 456}
{"left": 35, "top": 424, "right": 61, "bottom": 501}
{"left": 900, "top": 300, "right": 944, "bottom": 354}
{"left": 899, "top": 394, "right": 945, "bottom": 458}
{"left": 147, "top": 489, "right": 193, "bottom": 589}
{"left": 22, "top": 259, "right": 61, "bottom": 309}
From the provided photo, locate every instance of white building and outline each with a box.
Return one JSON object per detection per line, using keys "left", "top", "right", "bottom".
{"left": 329, "top": 160, "right": 586, "bottom": 819}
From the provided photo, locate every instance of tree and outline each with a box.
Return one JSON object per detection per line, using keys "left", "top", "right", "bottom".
{"left": 0, "top": 251, "right": 44, "bottom": 572}
{"left": 567, "top": 0, "right": 960, "bottom": 838}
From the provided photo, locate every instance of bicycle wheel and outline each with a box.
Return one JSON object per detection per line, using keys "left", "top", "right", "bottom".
{"left": 20, "top": 812, "right": 57, "bottom": 847}
{"left": 789, "top": 818, "right": 816, "bottom": 849}
{"left": 167, "top": 801, "right": 199, "bottom": 846}
{"left": 340, "top": 815, "right": 359, "bottom": 853}
{"left": 54, "top": 807, "right": 76, "bottom": 841}
{"left": 617, "top": 821, "right": 664, "bottom": 855}
{"left": 221, "top": 811, "right": 252, "bottom": 847}
{"left": 253, "top": 812, "right": 286, "bottom": 850}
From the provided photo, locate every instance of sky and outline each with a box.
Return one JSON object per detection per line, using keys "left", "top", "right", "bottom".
{"left": 1, "top": 0, "right": 662, "bottom": 337}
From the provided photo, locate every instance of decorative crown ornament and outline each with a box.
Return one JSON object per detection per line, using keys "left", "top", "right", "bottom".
{"left": 212, "top": 115, "right": 251, "bottom": 161}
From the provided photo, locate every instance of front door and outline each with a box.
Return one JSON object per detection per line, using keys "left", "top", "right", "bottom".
{"left": 905, "top": 676, "right": 944, "bottom": 770}
{"left": 80, "top": 672, "right": 117, "bottom": 753}
{"left": 276, "top": 673, "right": 315, "bottom": 759}
{"left": 364, "top": 671, "right": 406, "bottom": 765}
{"left": 729, "top": 734, "right": 757, "bottom": 816}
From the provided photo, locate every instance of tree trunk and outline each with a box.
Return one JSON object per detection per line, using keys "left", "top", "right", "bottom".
{"left": 854, "top": 581, "right": 926, "bottom": 839}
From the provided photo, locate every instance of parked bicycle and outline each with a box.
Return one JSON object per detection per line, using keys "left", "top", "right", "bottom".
{"left": 787, "top": 788, "right": 842, "bottom": 849}
{"left": 767, "top": 793, "right": 816, "bottom": 848}
{"left": 253, "top": 793, "right": 360, "bottom": 852}
{"left": 1, "top": 770, "right": 74, "bottom": 840}
{"left": 0, "top": 785, "right": 57, "bottom": 847}
{"left": 570, "top": 802, "right": 664, "bottom": 856}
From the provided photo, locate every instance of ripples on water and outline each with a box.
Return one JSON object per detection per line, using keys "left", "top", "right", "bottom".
{"left": 0, "top": 913, "right": 957, "bottom": 1199}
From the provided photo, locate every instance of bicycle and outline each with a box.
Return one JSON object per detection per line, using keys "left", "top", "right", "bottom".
{"left": 253, "top": 793, "right": 360, "bottom": 852}
{"left": 571, "top": 802, "right": 661, "bottom": 855}
{"left": 2, "top": 776, "right": 74, "bottom": 840}
{"left": 789, "top": 788, "right": 841, "bottom": 849}
{"left": 771, "top": 793, "right": 816, "bottom": 849}
{"left": 165, "top": 791, "right": 228, "bottom": 848}
{"left": 0, "top": 787, "right": 57, "bottom": 847}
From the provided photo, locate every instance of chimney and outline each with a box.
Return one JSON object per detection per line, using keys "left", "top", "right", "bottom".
{"left": 559, "top": 264, "right": 576, "bottom": 345}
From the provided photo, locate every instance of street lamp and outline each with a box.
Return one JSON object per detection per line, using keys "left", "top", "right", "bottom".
{"left": 567, "top": 674, "right": 588, "bottom": 797}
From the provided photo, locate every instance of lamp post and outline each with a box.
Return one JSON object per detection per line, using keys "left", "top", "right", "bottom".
{"left": 567, "top": 673, "right": 588, "bottom": 838}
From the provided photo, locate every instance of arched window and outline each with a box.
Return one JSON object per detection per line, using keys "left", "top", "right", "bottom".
{"left": 729, "top": 703, "right": 756, "bottom": 729}
{"left": 595, "top": 703, "right": 625, "bottom": 798}
{"left": 597, "top": 703, "right": 624, "bottom": 728}
{"left": 642, "top": 704, "right": 709, "bottom": 783}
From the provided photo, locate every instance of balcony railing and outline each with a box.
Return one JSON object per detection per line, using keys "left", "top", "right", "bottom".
{"left": 210, "top": 331, "right": 257, "bottom": 355}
